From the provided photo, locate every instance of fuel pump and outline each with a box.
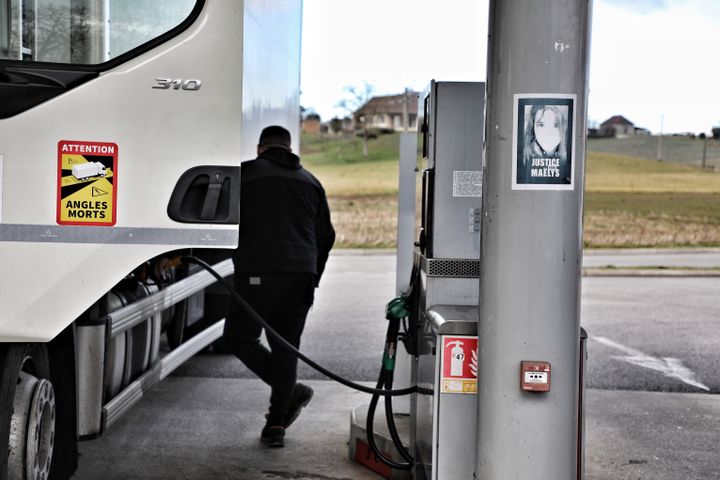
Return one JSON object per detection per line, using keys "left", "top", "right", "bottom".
{"left": 410, "top": 81, "right": 486, "bottom": 480}
{"left": 354, "top": 78, "right": 588, "bottom": 480}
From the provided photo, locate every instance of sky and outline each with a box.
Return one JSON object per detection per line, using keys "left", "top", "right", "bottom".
{"left": 300, "top": 0, "right": 720, "bottom": 135}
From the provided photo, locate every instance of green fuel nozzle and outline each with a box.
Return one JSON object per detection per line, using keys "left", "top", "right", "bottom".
{"left": 385, "top": 296, "right": 409, "bottom": 321}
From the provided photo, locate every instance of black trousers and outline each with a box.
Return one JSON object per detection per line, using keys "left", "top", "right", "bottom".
{"left": 223, "top": 270, "right": 315, "bottom": 422}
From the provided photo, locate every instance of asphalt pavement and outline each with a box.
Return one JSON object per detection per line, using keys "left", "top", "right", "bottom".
{"left": 74, "top": 378, "right": 381, "bottom": 480}
{"left": 583, "top": 248, "right": 720, "bottom": 269}
{"left": 73, "top": 249, "right": 720, "bottom": 479}
{"left": 74, "top": 378, "right": 720, "bottom": 480}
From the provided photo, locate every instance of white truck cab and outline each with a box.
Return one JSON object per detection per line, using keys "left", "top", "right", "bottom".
{"left": 0, "top": 1, "right": 301, "bottom": 478}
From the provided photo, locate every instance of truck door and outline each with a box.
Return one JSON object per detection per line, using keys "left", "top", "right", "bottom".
{"left": 0, "top": 0, "right": 247, "bottom": 342}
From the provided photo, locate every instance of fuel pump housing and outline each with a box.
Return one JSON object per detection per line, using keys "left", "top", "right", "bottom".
{"left": 410, "top": 81, "right": 486, "bottom": 480}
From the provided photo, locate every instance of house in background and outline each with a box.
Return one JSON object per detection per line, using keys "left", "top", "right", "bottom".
{"left": 353, "top": 91, "right": 419, "bottom": 132}
{"left": 599, "top": 115, "right": 636, "bottom": 137}
{"left": 301, "top": 113, "right": 321, "bottom": 134}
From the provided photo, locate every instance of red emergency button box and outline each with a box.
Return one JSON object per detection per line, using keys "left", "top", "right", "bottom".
{"left": 520, "top": 361, "right": 551, "bottom": 392}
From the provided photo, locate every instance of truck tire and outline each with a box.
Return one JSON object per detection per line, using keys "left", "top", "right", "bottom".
{"left": 0, "top": 343, "right": 54, "bottom": 480}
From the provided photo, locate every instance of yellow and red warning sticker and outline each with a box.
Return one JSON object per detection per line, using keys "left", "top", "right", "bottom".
{"left": 57, "top": 140, "right": 118, "bottom": 226}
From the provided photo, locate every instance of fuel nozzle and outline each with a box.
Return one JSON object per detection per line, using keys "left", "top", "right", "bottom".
{"left": 381, "top": 296, "right": 410, "bottom": 374}
{"left": 385, "top": 296, "right": 409, "bottom": 321}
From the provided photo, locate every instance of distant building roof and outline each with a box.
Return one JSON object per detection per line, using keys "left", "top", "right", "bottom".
{"left": 600, "top": 115, "right": 634, "bottom": 127}
{"left": 355, "top": 92, "right": 419, "bottom": 117}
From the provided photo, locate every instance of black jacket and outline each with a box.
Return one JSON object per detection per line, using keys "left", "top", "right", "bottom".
{"left": 233, "top": 148, "right": 335, "bottom": 284}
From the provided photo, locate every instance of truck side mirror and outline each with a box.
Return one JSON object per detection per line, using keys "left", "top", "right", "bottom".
{"left": 167, "top": 165, "right": 240, "bottom": 224}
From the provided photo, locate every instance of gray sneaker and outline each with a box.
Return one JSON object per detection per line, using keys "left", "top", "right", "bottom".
{"left": 284, "top": 383, "right": 314, "bottom": 428}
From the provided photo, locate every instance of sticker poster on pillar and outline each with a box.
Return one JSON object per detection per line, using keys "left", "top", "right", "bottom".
{"left": 440, "top": 335, "right": 478, "bottom": 394}
{"left": 57, "top": 140, "right": 118, "bottom": 226}
{"left": 512, "top": 94, "right": 576, "bottom": 191}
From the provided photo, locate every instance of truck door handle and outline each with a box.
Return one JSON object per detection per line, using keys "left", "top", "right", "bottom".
{"left": 167, "top": 165, "right": 240, "bottom": 224}
{"left": 199, "top": 172, "right": 225, "bottom": 221}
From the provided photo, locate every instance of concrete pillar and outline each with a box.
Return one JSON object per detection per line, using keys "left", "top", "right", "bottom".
{"left": 476, "top": 1, "right": 592, "bottom": 478}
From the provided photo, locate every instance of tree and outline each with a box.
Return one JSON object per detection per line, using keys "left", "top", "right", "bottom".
{"left": 712, "top": 126, "right": 720, "bottom": 140}
{"left": 336, "top": 82, "right": 375, "bottom": 115}
{"left": 336, "top": 81, "right": 375, "bottom": 157}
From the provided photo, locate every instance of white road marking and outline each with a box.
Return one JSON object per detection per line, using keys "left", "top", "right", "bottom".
{"left": 592, "top": 336, "right": 710, "bottom": 392}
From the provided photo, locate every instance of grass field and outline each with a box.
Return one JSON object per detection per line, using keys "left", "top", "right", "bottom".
{"left": 301, "top": 132, "right": 720, "bottom": 248}
{"left": 302, "top": 133, "right": 401, "bottom": 247}
{"left": 587, "top": 136, "right": 720, "bottom": 170}
{"left": 584, "top": 152, "right": 720, "bottom": 247}
{"left": 302, "top": 132, "right": 400, "bottom": 196}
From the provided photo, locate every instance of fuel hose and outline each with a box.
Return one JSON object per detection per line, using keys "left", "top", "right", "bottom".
{"left": 364, "top": 307, "right": 414, "bottom": 469}
{"left": 182, "top": 256, "right": 415, "bottom": 468}
{"left": 180, "top": 256, "right": 417, "bottom": 397}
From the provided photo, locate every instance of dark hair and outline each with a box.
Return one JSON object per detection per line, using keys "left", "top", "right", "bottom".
{"left": 523, "top": 104, "right": 567, "bottom": 164}
{"left": 259, "top": 125, "right": 291, "bottom": 150}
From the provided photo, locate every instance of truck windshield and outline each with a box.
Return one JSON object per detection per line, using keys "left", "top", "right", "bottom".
{"left": 0, "top": 0, "right": 196, "bottom": 64}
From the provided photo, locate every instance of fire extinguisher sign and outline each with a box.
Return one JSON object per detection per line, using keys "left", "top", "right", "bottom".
{"left": 440, "top": 335, "right": 478, "bottom": 394}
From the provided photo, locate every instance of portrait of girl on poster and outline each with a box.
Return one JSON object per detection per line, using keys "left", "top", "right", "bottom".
{"left": 513, "top": 95, "right": 575, "bottom": 190}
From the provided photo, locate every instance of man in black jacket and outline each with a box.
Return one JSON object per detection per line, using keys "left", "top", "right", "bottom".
{"left": 224, "top": 125, "right": 335, "bottom": 448}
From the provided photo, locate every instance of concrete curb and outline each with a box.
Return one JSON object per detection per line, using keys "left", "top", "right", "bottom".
{"left": 330, "top": 250, "right": 720, "bottom": 277}
{"left": 332, "top": 248, "right": 397, "bottom": 256}
{"left": 583, "top": 268, "right": 720, "bottom": 277}
{"left": 584, "top": 247, "right": 720, "bottom": 256}
{"left": 332, "top": 247, "right": 720, "bottom": 256}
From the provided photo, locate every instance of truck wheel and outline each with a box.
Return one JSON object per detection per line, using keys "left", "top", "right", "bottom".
{"left": 0, "top": 344, "right": 55, "bottom": 480}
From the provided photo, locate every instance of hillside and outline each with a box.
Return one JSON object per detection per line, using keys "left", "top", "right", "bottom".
{"left": 301, "top": 133, "right": 720, "bottom": 248}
